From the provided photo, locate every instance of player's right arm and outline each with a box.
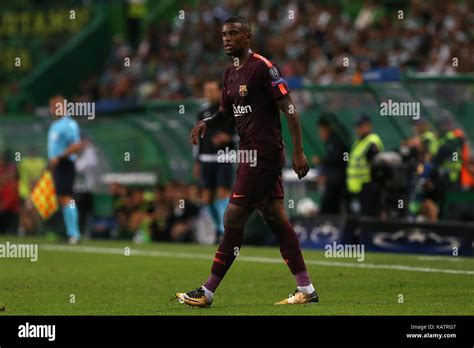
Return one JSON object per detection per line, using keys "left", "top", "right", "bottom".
{"left": 48, "top": 120, "right": 84, "bottom": 168}
{"left": 189, "top": 106, "right": 232, "bottom": 145}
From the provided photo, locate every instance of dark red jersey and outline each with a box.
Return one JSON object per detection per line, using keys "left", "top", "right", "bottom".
{"left": 220, "top": 52, "right": 290, "bottom": 170}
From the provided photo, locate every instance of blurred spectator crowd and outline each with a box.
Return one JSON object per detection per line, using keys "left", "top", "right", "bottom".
{"left": 0, "top": 149, "right": 206, "bottom": 243}
{"left": 70, "top": 0, "right": 472, "bottom": 104}
{"left": 107, "top": 181, "right": 201, "bottom": 243}
{"left": 0, "top": 0, "right": 471, "bottom": 112}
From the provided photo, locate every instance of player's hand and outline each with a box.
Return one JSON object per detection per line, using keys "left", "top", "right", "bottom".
{"left": 190, "top": 121, "right": 206, "bottom": 145}
{"left": 292, "top": 151, "right": 309, "bottom": 179}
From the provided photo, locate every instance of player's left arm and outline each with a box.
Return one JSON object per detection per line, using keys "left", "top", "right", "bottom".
{"left": 276, "top": 94, "right": 309, "bottom": 179}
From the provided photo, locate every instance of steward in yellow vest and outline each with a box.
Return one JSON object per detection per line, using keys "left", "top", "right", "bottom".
{"left": 420, "top": 130, "right": 439, "bottom": 157}
{"left": 412, "top": 116, "right": 438, "bottom": 159}
{"left": 433, "top": 116, "right": 463, "bottom": 187}
{"left": 347, "top": 115, "right": 384, "bottom": 216}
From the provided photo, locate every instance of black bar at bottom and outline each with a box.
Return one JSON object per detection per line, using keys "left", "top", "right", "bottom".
{"left": 0, "top": 315, "right": 472, "bottom": 346}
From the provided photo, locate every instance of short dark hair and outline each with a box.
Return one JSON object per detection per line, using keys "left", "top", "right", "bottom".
{"left": 224, "top": 15, "right": 252, "bottom": 33}
{"left": 318, "top": 117, "right": 331, "bottom": 128}
{"left": 204, "top": 79, "right": 222, "bottom": 90}
{"left": 318, "top": 112, "right": 335, "bottom": 128}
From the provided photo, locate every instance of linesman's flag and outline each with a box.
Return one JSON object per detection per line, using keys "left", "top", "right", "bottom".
{"left": 30, "top": 170, "right": 59, "bottom": 220}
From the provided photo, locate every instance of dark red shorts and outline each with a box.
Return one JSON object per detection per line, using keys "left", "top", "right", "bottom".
{"left": 229, "top": 166, "right": 284, "bottom": 210}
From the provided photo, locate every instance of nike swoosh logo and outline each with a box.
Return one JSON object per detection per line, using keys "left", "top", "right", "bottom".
{"left": 232, "top": 193, "right": 245, "bottom": 198}
{"left": 183, "top": 295, "right": 202, "bottom": 303}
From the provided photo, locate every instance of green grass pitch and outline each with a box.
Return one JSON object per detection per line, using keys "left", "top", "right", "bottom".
{"left": 0, "top": 236, "right": 472, "bottom": 315}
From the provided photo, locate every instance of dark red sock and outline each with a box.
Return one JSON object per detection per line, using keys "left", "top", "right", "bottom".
{"left": 272, "top": 220, "right": 307, "bottom": 275}
{"left": 203, "top": 226, "right": 243, "bottom": 292}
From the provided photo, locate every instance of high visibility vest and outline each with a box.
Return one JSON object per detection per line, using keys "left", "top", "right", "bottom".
{"left": 347, "top": 133, "right": 384, "bottom": 194}
{"left": 420, "top": 130, "right": 438, "bottom": 156}
{"left": 437, "top": 130, "right": 462, "bottom": 183}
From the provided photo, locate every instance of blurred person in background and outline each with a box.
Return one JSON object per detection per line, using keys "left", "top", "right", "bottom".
{"left": 127, "top": 188, "right": 154, "bottom": 244}
{"left": 186, "top": 183, "right": 202, "bottom": 207}
{"left": 347, "top": 114, "right": 384, "bottom": 217}
{"left": 461, "top": 154, "right": 474, "bottom": 191}
{"left": 150, "top": 184, "right": 170, "bottom": 242}
{"left": 312, "top": 114, "right": 349, "bottom": 214}
{"left": 405, "top": 117, "right": 439, "bottom": 221}
{"left": 151, "top": 181, "right": 199, "bottom": 242}
{"left": 0, "top": 151, "right": 19, "bottom": 233}
{"left": 408, "top": 160, "right": 439, "bottom": 222}
{"left": 110, "top": 182, "right": 129, "bottom": 231}
{"left": 411, "top": 117, "right": 438, "bottom": 162}
{"left": 47, "top": 95, "right": 84, "bottom": 244}
{"left": 432, "top": 116, "right": 464, "bottom": 189}
{"left": 166, "top": 182, "right": 200, "bottom": 242}
{"left": 74, "top": 135, "right": 101, "bottom": 234}
{"left": 193, "top": 79, "right": 235, "bottom": 238}
{"left": 430, "top": 115, "right": 467, "bottom": 214}
{"left": 17, "top": 147, "right": 47, "bottom": 235}
{"left": 443, "top": 154, "right": 474, "bottom": 221}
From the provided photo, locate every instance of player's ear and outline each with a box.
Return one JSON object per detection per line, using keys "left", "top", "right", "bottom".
{"left": 246, "top": 32, "right": 252, "bottom": 42}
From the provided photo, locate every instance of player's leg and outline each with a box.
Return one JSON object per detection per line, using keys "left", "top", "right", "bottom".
{"left": 212, "top": 163, "right": 233, "bottom": 237}
{"left": 204, "top": 202, "right": 252, "bottom": 288}
{"left": 259, "top": 198, "right": 319, "bottom": 305}
{"left": 54, "top": 159, "right": 81, "bottom": 243}
{"left": 176, "top": 202, "right": 253, "bottom": 307}
{"left": 213, "top": 186, "right": 229, "bottom": 235}
{"left": 201, "top": 187, "right": 217, "bottom": 221}
{"left": 58, "top": 195, "right": 81, "bottom": 243}
{"left": 320, "top": 183, "right": 343, "bottom": 214}
{"left": 200, "top": 162, "right": 220, "bottom": 234}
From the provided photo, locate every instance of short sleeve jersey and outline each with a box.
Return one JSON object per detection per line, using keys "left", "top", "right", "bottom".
{"left": 47, "top": 116, "right": 81, "bottom": 161}
{"left": 220, "top": 52, "right": 290, "bottom": 170}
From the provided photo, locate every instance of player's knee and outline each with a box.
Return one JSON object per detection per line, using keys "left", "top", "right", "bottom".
{"left": 264, "top": 201, "right": 287, "bottom": 226}
{"left": 58, "top": 196, "right": 72, "bottom": 206}
{"left": 223, "top": 213, "right": 239, "bottom": 229}
{"left": 262, "top": 212, "right": 286, "bottom": 228}
{"left": 223, "top": 209, "right": 237, "bottom": 228}
{"left": 223, "top": 205, "right": 248, "bottom": 229}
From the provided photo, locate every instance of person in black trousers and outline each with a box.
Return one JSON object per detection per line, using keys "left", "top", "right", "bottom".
{"left": 313, "top": 115, "right": 349, "bottom": 214}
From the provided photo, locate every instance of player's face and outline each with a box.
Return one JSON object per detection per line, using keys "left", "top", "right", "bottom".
{"left": 356, "top": 123, "right": 371, "bottom": 137}
{"left": 222, "top": 23, "right": 249, "bottom": 57}
{"left": 413, "top": 123, "right": 423, "bottom": 135}
{"left": 203, "top": 82, "right": 221, "bottom": 104}
{"left": 318, "top": 125, "right": 330, "bottom": 141}
{"left": 49, "top": 96, "right": 64, "bottom": 118}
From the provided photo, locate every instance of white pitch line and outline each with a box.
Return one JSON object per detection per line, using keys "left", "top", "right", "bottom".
{"left": 39, "top": 244, "right": 474, "bottom": 276}
{"left": 418, "top": 256, "right": 462, "bottom": 262}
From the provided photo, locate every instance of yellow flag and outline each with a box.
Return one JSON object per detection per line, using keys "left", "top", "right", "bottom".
{"left": 30, "top": 170, "right": 59, "bottom": 220}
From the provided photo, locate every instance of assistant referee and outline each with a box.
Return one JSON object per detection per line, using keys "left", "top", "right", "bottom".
{"left": 47, "top": 95, "right": 84, "bottom": 243}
